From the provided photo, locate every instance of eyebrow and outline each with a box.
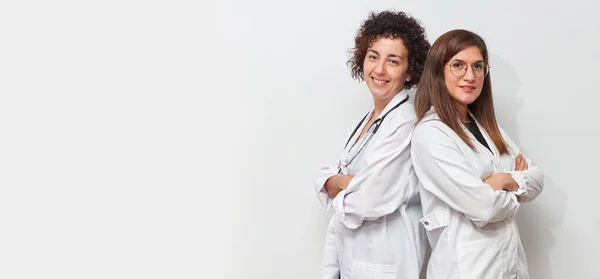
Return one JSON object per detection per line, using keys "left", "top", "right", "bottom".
{"left": 452, "top": 58, "right": 485, "bottom": 63}
{"left": 368, "top": 49, "right": 404, "bottom": 60}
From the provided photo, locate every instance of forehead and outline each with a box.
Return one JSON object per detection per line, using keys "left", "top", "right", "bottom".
{"left": 450, "top": 45, "right": 484, "bottom": 62}
{"left": 368, "top": 37, "right": 408, "bottom": 57}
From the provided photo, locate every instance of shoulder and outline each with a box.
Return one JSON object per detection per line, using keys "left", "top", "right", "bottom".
{"left": 496, "top": 123, "right": 518, "bottom": 154}
{"left": 383, "top": 99, "right": 417, "bottom": 129}
{"left": 496, "top": 124, "right": 510, "bottom": 140}
{"left": 412, "top": 111, "right": 456, "bottom": 147}
{"left": 413, "top": 110, "right": 445, "bottom": 134}
{"left": 368, "top": 99, "right": 417, "bottom": 140}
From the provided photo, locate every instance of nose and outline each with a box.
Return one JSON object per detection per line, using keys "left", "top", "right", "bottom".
{"left": 463, "top": 65, "right": 475, "bottom": 82}
{"left": 374, "top": 60, "right": 385, "bottom": 75}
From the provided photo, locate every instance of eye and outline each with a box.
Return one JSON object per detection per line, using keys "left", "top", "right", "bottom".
{"left": 451, "top": 61, "right": 466, "bottom": 69}
{"left": 388, "top": 59, "right": 399, "bottom": 65}
{"left": 473, "top": 63, "right": 484, "bottom": 69}
{"left": 368, "top": 55, "right": 378, "bottom": 60}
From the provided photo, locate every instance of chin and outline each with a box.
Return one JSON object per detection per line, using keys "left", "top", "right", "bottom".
{"left": 459, "top": 100, "right": 476, "bottom": 107}
{"left": 371, "top": 91, "right": 392, "bottom": 100}
{"left": 455, "top": 95, "right": 478, "bottom": 106}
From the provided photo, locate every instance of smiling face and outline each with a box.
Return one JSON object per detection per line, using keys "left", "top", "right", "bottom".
{"left": 363, "top": 37, "right": 411, "bottom": 103}
{"left": 444, "top": 45, "right": 486, "bottom": 115}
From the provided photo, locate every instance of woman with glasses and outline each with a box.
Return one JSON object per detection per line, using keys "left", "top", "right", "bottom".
{"left": 314, "top": 10, "right": 430, "bottom": 279}
{"left": 411, "top": 29, "right": 544, "bottom": 279}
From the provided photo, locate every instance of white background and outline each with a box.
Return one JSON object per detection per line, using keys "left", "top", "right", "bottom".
{"left": 0, "top": 0, "right": 598, "bottom": 278}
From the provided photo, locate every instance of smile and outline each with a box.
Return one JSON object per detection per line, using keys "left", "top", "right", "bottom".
{"left": 372, "top": 77, "right": 389, "bottom": 85}
{"left": 459, "top": 85, "right": 476, "bottom": 92}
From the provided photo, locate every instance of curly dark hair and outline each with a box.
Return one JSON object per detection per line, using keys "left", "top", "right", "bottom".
{"left": 348, "top": 10, "right": 430, "bottom": 90}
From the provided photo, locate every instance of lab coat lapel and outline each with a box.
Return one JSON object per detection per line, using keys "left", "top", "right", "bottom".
{"left": 378, "top": 90, "right": 408, "bottom": 119}
{"left": 465, "top": 111, "right": 499, "bottom": 160}
{"left": 345, "top": 90, "right": 408, "bottom": 152}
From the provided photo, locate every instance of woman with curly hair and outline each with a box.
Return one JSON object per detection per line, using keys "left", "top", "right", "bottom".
{"left": 314, "top": 10, "right": 431, "bottom": 279}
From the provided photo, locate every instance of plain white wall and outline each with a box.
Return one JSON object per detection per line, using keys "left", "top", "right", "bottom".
{"left": 1, "top": 0, "right": 598, "bottom": 278}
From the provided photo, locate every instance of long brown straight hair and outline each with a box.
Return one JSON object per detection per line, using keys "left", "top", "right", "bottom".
{"left": 414, "top": 29, "right": 508, "bottom": 155}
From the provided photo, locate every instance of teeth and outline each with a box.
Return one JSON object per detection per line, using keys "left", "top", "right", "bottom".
{"left": 373, "top": 78, "right": 387, "bottom": 85}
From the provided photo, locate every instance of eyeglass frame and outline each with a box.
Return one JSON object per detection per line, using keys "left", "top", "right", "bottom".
{"left": 446, "top": 59, "right": 491, "bottom": 78}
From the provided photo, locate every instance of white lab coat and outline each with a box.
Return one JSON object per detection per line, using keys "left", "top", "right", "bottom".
{"left": 410, "top": 108, "right": 544, "bottom": 279}
{"left": 315, "top": 92, "right": 427, "bottom": 279}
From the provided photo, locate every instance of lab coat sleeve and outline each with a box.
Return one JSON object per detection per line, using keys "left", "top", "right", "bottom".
{"left": 411, "top": 124, "right": 520, "bottom": 227}
{"left": 500, "top": 127, "right": 545, "bottom": 203}
{"left": 315, "top": 158, "right": 340, "bottom": 210}
{"left": 332, "top": 115, "right": 417, "bottom": 229}
{"left": 315, "top": 113, "right": 371, "bottom": 210}
{"left": 315, "top": 118, "right": 360, "bottom": 210}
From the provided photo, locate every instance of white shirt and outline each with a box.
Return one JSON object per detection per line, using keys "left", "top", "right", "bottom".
{"left": 410, "top": 108, "right": 544, "bottom": 279}
{"left": 315, "top": 92, "right": 426, "bottom": 279}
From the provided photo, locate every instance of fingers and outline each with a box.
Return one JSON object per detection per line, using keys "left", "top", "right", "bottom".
{"left": 515, "top": 153, "right": 529, "bottom": 171}
{"left": 519, "top": 154, "right": 529, "bottom": 170}
{"left": 518, "top": 154, "right": 525, "bottom": 171}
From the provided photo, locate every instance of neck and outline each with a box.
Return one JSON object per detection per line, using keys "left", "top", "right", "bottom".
{"left": 373, "top": 95, "right": 396, "bottom": 117}
{"left": 455, "top": 103, "right": 469, "bottom": 122}
{"left": 373, "top": 100, "right": 389, "bottom": 119}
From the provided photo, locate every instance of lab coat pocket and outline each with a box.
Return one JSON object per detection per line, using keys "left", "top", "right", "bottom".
{"left": 456, "top": 234, "right": 507, "bottom": 279}
{"left": 350, "top": 261, "right": 397, "bottom": 279}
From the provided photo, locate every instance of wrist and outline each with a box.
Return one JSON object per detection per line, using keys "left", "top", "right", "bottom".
{"left": 324, "top": 176, "right": 341, "bottom": 198}
{"left": 503, "top": 173, "right": 519, "bottom": 191}
{"left": 328, "top": 175, "right": 345, "bottom": 190}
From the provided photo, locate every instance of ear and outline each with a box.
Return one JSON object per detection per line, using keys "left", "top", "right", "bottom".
{"left": 405, "top": 74, "right": 412, "bottom": 82}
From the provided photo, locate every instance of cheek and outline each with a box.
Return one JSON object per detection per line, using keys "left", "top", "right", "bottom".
{"left": 363, "top": 59, "right": 378, "bottom": 71}
{"left": 444, "top": 77, "right": 455, "bottom": 92}
{"left": 363, "top": 63, "right": 373, "bottom": 75}
{"left": 476, "top": 78, "right": 485, "bottom": 88}
{"left": 391, "top": 67, "right": 409, "bottom": 82}
{"left": 443, "top": 72, "right": 454, "bottom": 86}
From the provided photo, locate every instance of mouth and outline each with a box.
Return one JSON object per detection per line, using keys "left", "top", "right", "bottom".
{"left": 459, "top": 85, "right": 476, "bottom": 92}
{"left": 372, "top": 77, "right": 389, "bottom": 86}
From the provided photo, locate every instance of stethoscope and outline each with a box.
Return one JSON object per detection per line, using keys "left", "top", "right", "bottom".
{"left": 338, "top": 97, "right": 408, "bottom": 175}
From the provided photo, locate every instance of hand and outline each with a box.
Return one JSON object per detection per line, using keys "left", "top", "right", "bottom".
{"left": 336, "top": 175, "right": 353, "bottom": 190}
{"left": 484, "top": 173, "right": 519, "bottom": 192}
{"left": 324, "top": 175, "right": 354, "bottom": 199}
{"left": 514, "top": 153, "right": 529, "bottom": 171}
